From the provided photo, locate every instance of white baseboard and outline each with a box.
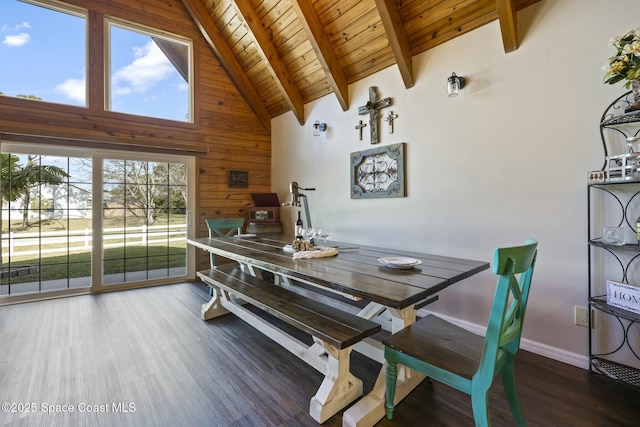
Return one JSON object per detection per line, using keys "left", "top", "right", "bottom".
{"left": 417, "top": 308, "right": 589, "bottom": 370}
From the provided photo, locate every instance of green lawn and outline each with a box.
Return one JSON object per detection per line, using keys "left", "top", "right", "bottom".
{"left": 1, "top": 216, "right": 188, "bottom": 285}
{"left": 1, "top": 245, "right": 186, "bottom": 285}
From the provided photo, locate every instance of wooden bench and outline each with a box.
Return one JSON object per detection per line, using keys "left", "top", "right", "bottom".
{"left": 196, "top": 266, "right": 381, "bottom": 423}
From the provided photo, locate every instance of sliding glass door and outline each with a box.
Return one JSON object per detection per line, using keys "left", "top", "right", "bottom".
{"left": 0, "top": 143, "right": 194, "bottom": 299}
{"left": 101, "top": 158, "right": 188, "bottom": 285}
{"left": 0, "top": 149, "right": 92, "bottom": 295}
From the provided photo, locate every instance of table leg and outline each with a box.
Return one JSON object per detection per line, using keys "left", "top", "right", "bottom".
{"left": 342, "top": 306, "right": 424, "bottom": 427}
{"left": 200, "top": 285, "right": 229, "bottom": 320}
{"left": 310, "top": 338, "right": 363, "bottom": 424}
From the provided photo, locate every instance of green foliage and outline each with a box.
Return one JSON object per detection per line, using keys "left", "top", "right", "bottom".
{"left": 1, "top": 154, "right": 69, "bottom": 227}
{"left": 16, "top": 94, "right": 43, "bottom": 100}
{"left": 0, "top": 92, "right": 42, "bottom": 99}
{"left": 30, "top": 195, "right": 53, "bottom": 211}
{"left": 603, "top": 28, "right": 640, "bottom": 88}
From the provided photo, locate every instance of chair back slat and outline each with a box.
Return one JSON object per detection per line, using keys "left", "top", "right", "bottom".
{"left": 479, "top": 240, "right": 538, "bottom": 377}
{"left": 205, "top": 218, "right": 244, "bottom": 237}
{"left": 498, "top": 276, "right": 523, "bottom": 346}
{"left": 492, "top": 239, "right": 538, "bottom": 276}
{"left": 205, "top": 218, "right": 245, "bottom": 269}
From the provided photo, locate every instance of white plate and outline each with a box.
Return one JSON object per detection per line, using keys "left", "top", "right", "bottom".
{"left": 236, "top": 233, "right": 257, "bottom": 238}
{"left": 378, "top": 257, "right": 422, "bottom": 269}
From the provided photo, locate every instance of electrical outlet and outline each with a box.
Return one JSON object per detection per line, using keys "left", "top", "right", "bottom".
{"left": 575, "top": 306, "right": 590, "bottom": 328}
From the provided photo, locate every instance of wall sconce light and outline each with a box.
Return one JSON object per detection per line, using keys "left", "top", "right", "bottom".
{"left": 447, "top": 72, "right": 466, "bottom": 97}
{"left": 312, "top": 120, "right": 327, "bottom": 136}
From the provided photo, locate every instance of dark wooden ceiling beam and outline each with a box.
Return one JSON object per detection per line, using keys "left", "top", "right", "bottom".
{"left": 291, "top": 0, "right": 349, "bottom": 111}
{"left": 179, "top": 0, "right": 271, "bottom": 132}
{"left": 375, "top": 0, "right": 414, "bottom": 89}
{"left": 232, "top": 0, "right": 306, "bottom": 125}
{"left": 496, "top": 0, "right": 518, "bottom": 53}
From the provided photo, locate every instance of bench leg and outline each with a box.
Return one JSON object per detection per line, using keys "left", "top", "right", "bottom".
{"left": 343, "top": 306, "right": 424, "bottom": 427}
{"left": 309, "top": 339, "right": 363, "bottom": 424}
{"left": 201, "top": 285, "right": 229, "bottom": 320}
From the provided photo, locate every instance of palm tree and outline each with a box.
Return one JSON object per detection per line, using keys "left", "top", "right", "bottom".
{"left": 1, "top": 154, "right": 69, "bottom": 228}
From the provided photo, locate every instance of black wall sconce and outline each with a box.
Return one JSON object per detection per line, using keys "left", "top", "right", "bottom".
{"left": 447, "top": 72, "right": 466, "bottom": 97}
{"left": 313, "top": 120, "right": 327, "bottom": 136}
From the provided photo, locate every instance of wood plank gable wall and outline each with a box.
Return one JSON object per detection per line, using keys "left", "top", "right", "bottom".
{"left": 0, "top": 0, "right": 271, "bottom": 271}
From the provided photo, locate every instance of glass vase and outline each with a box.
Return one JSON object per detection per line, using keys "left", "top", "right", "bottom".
{"left": 627, "top": 79, "right": 640, "bottom": 113}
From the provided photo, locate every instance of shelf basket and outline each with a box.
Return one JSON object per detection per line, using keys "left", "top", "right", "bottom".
{"left": 605, "top": 153, "right": 640, "bottom": 181}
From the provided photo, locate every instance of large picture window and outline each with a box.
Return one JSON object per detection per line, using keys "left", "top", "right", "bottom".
{"left": 107, "top": 19, "right": 193, "bottom": 122}
{"left": 0, "top": 1, "right": 193, "bottom": 123}
{"left": 0, "top": 0, "right": 87, "bottom": 106}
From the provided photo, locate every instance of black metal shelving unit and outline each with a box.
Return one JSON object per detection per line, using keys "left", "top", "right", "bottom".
{"left": 588, "top": 92, "right": 640, "bottom": 390}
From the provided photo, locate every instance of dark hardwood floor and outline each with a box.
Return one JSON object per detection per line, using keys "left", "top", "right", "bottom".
{"left": 1, "top": 282, "right": 638, "bottom": 427}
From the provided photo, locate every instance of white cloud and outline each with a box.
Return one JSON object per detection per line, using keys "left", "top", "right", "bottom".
{"left": 1, "top": 22, "right": 31, "bottom": 32}
{"left": 111, "top": 41, "right": 174, "bottom": 95}
{"left": 55, "top": 78, "right": 86, "bottom": 103}
{"left": 3, "top": 32, "right": 30, "bottom": 47}
{"left": 113, "top": 86, "right": 132, "bottom": 96}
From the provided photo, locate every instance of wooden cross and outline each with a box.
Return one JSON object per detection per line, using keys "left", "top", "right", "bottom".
{"left": 384, "top": 111, "right": 398, "bottom": 134}
{"left": 355, "top": 120, "right": 367, "bottom": 141}
{"left": 358, "top": 86, "right": 392, "bottom": 144}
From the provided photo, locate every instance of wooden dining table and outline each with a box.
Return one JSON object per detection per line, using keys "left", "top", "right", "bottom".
{"left": 187, "top": 234, "right": 489, "bottom": 427}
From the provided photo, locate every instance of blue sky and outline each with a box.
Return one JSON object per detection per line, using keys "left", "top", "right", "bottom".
{"left": 0, "top": 0, "right": 189, "bottom": 121}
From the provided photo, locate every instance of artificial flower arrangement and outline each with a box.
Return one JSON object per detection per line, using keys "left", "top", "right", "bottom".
{"left": 603, "top": 28, "right": 640, "bottom": 89}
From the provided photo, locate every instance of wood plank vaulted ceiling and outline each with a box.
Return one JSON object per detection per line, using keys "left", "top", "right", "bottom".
{"left": 180, "top": 0, "right": 541, "bottom": 131}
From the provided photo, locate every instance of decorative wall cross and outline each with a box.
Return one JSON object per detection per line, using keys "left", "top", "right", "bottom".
{"left": 384, "top": 111, "right": 398, "bottom": 134}
{"left": 357, "top": 86, "right": 392, "bottom": 144}
{"left": 355, "top": 120, "right": 367, "bottom": 141}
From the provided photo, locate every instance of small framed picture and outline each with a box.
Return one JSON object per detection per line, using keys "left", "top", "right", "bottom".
{"left": 228, "top": 170, "right": 248, "bottom": 188}
{"left": 350, "top": 143, "right": 406, "bottom": 199}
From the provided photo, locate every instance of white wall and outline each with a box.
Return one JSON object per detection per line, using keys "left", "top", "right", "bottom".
{"left": 272, "top": 0, "right": 640, "bottom": 367}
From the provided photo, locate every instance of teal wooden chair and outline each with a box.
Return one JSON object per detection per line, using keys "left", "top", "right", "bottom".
{"left": 205, "top": 218, "right": 244, "bottom": 238}
{"left": 204, "top": 218, "right": 245, "bottom": 296}
{"left": 383, "top": 239, "right": 538, "bottom": 427}
{"left": 205, "top": 218, "right": 244, "bottom": 268}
